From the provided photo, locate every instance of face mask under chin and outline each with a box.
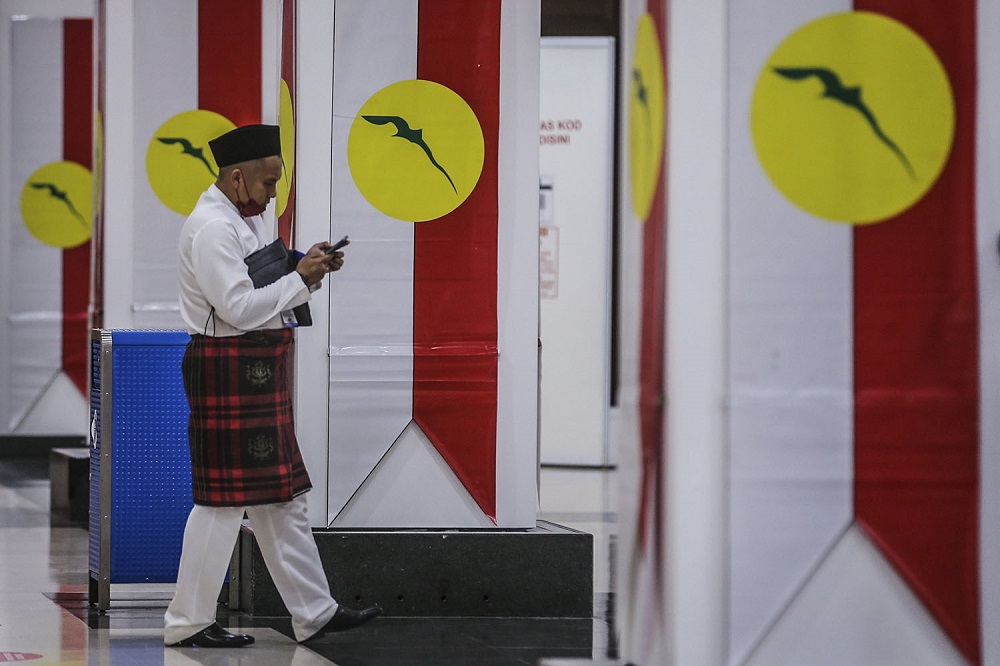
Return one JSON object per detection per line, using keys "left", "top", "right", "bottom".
{"left": 236, "top": 177, "right": 267, "bottom": 218}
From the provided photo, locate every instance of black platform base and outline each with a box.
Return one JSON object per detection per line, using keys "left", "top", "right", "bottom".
{"left": 0, "top": 435, "right": 86, "bottom": 458}
{"left": 234, "top": 520, "right": 593, "bottom": 618}
{"left": 49, "top": 447, "right": 90, "bottom": 526}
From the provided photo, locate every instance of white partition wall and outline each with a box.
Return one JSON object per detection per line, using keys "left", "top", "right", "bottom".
{"left": 537, "top": 37, "right": 616, "bottom": 467}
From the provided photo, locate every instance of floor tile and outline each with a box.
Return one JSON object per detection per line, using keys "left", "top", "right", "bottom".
{"left": 0, "top": 459, "right": 619, "bottom": 665}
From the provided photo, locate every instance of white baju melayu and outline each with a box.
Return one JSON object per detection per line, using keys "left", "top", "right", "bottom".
{"left": 177, "top": 184, "right": 315, "bottom": 338}
{"left": 165, "top": 185, "right": 337, "bottom": 645}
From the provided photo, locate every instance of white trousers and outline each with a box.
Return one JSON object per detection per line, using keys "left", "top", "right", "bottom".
{"left": 164, "top": 495, "right": 338, "bottom": 644}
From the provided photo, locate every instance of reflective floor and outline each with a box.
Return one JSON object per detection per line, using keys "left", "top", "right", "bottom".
{"left": 0, "top": 458, "right": 617, "bottom": 665}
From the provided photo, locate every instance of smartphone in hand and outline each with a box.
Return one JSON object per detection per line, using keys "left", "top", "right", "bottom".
{"left": 326, "top": 235, "right": 349, "bottom": 254}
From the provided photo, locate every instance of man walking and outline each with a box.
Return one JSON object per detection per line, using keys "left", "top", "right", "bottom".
{"left": 165, "top": 124, "right": 380, "bottom": 648}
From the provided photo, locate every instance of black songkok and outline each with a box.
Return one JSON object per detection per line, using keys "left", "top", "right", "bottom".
{"left": 208, "top": 124, "right": 281, "bottom": 168}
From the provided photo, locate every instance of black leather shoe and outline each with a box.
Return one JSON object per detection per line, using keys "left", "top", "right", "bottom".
{"left": 303, "top": 604, "right": 382, "bottom": 641}
{"left": 170, "top": 622, "right": 255, "bottom": 648}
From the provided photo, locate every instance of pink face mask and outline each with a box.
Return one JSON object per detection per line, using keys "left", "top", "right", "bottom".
{"left": 236, "top": 175, "right": 266, "bottom": 218}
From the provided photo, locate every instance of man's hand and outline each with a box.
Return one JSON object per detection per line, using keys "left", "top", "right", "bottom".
{"left": 296, "top": 241, "right": 346, "bottom": 286}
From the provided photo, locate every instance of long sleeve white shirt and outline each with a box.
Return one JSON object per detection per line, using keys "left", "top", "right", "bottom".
{"left": 178, "top": 184, "right": 310, "bottom": 337}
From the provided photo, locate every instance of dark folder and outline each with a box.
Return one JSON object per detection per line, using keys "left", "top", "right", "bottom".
{"left": 244, "top": 238, "right": 312, "bottom": 327}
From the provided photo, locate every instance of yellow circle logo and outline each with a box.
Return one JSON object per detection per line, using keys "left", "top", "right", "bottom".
{"left": 20, "top": 161, "right": 92, "bottom": 248}
{"left": 277, "top": 78, "right": 294, "bottom": 218}
{"left": 146, "top": 109, "right": 235, "bottom": 216}
{"left": 348, "top": 79, "right": 484, "bottom": 223}
{"left": 629, "top": 13, "right": 665, "bottom": 222}
{"left": 752, "top": 12, "right": 954, "bottom": 224}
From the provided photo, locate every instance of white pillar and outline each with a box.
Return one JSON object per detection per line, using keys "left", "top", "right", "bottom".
{"left": 495, "top": 0, "right": 541, "bottom": 529}
{"left": 294, "top": 0, "right": 335, "bottom": 526}
{"left": 101, "top": 0, "right": 136, "bottom": 329}
{"left": 665, "top": 0, "right": 728, "bottom": 663}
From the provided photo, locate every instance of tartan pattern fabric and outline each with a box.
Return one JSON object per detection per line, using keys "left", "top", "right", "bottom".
{"left": 182, "top": 329, "right": 312, "bottom": 506}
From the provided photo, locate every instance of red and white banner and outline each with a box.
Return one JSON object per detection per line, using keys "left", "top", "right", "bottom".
{"left": 2, "top": 17, "right": 91, "bottom": 434}
{"left": 126, "top": 0, "right": 262, "bottom": 330}
{"left": 326, "top": 0, "right": 526, "bottom": 527}
{"left": 729, "top": 0, "right": 981, "bottom": 663}
{"left": 93, "top": 0, "right": 537, "bottom": 527}
{"left": 617, "top": 0, "right": 669, "bottom": 662}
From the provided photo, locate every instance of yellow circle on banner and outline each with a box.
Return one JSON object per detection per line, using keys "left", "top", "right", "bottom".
{"left": 629, "top": 13, "right": 665, "bottom": 222}
{"left": 348, "top": 79, "right": 484, "bottom": 223}
{"left": 146, "top": 109, "right": 236, "bottom": 216}
{"left": 277, "top": 78, "right": 294, "bottom": 218}
{"left": 20, "top": 161, "right": 93, "bottom": 248}
{"left": 751, "top": 11, "right": 954, "bottom": 224}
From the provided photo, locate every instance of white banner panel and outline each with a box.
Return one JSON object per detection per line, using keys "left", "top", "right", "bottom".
{"left": 747, "top": 526, "right": 966, "bottom": 665}
{"left": 538, "top": 37, "right": 615, "bottom": 467}
{"left": 727, "top": 0, "right": 853, "bottom": 662}
{"left": 130, "top": 0, "right": 198, "bottom": 328}
{"left": 328, "top": 0, "right": 418, "bottom": 523}
{"left": 7, "top": 19, "right": 65, "bottom": 432}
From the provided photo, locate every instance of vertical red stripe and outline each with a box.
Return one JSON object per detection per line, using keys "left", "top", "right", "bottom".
{"left": 198, "top": 0, "right": 261, "bottom": 125}
{"left": 277, "top": 0, "right": 296, "bottom": 245}
{"left": 637, "top": 0, "right": 668, "bottom": 594}
{"left": 852, "top": 2, "right": 979, "bottom": 663}
{"left": 62, "top": 19, "right": 92, "bottom": 396}
{"left": 413, "top": 0, "right": 501, "bottom": 520}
